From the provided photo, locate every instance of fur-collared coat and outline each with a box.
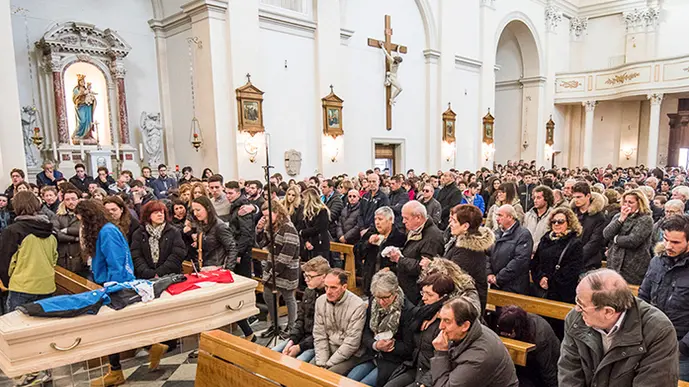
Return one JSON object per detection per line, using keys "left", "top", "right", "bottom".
{"left": 444, "top": 227, "right": 495, "bottom": 312}
{"left": 571, "top": 192, "right": 607, "bottom": 270}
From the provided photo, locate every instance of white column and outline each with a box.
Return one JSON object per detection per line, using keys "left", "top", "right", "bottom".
{"left": 0, "top": 1, "right": 27, "bottom": 187}
{"left": 182, "top": 0, "right": 238, "bottom": 178}
{"left": 425, "top": 50, "right": 441, "bottom": 172}
{"left": 647, "top": 93, "right": 663, "bottom": 168}
{"left": 582, "top": 100, "right": 596, "bottom": 168}
{"left": 478, "top": 0, "right": 496, "bottom": 168}
{"left": 148, "top": 21, "right": 176, "bottom": 166}
{"left": 542, "top": 5, "right": 562, "bottom": 168}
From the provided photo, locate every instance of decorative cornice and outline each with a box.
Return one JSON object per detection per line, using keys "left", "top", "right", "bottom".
{"left": 258, "top": 6, "right": 316, "bottom": 39}
{"left": 623, "top": 7, "right": 660, "bottom": 31}
{"left": 578, "top": 0, "right": 647, "bottom": 19}
{"left": 182, "top": 0, "right": 228, "bottom": 23}
{"left": 455, "top": 55, "right": 482, "bottom": 70}
{"left": 36, "top": 22, "right": 131, "bottom": 58}
{"left": 583, "top": 100, "right": 597, "bottom": 112}
{"left": 340, "top": 28, "right": 355, "bottom": 45}
{"left": 545, "top": 5, "right": 563, "bottom": 33}
{"left": 521, "top": 76, "right": 548, "bottom": 86}
{"left": 569, "top": 16, "right": 588, "bottom": 38}
{"left": 648, "top": 93, "right": 663, "bottom": 106}
{"left": 480, "top": 0, "right": 496, "bottom": 10}
{"left": 495, "top": 79, "right": 522, "bottom": 91}
{"left": 424, "top": 49, "right": 441, "bottom": 64}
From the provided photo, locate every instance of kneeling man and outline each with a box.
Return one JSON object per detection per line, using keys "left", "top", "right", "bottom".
{"left": 431, "top": 296, "right": 518, "bottom": 386}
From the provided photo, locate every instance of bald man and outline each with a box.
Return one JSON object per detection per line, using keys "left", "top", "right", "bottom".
{"left": 558, "top": 269, "right": 678, "bottom": 387}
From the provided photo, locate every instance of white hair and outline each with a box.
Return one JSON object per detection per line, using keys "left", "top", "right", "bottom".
{"left": 375, "top": 206, "right": 394, "bottom": 222}
{"left": 638, "top": 185, "right": 655, "bottom": 200}
{"left": 403, "top": 200, "right": 428, "bottom": 219}
{"left": 370, "top": 270, "right": 399, "bottom": 297}
{"left": 672, "top": 186, "right": 689, "bottom": 201}
{"left": 645, "top": 176, "right": 658, "bottom": 185}
{"left": 498, "top": 204, "right": 517, "bottom": 219}
{"left": 564, "top": 178, "right": 577, "bottom": 187}
{"left": 665, "top": 199, "right": 685, "bottom": 212}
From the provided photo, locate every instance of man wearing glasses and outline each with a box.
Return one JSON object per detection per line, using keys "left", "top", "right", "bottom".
{"left": 418, "top": 183, "right": 441, "bottom": 225}
{"left": 558, "top": 269, "right": 678, "bottom": 386}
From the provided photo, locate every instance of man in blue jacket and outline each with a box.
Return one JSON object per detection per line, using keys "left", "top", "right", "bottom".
{"left": 639, "top": 214, "right": 689, "bottom": 381}
{"left": 150, "top": 164, "right": 177, "bottom": 199}
{"left": 487, "top": 204, "right": 533, "bottom": 295}
{"left": 36, "top": 161, "right": 64, "bottom": 188}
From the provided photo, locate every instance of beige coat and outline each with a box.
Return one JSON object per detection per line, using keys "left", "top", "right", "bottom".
{"left": 313, "top": 289, "right": 367, "bottom": 368}
{"left": 523, "top": 206, "right": 553, "bottom": 253}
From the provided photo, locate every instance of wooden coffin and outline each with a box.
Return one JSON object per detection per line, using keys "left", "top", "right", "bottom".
{"left": 0, "top": 275, "right": 259, "bottom": 378}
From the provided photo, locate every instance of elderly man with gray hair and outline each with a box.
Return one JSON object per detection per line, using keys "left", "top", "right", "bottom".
{"left": 487, "top": 204, "right": 533, "bottom": 295}
{"left": 652, "top": 199, "right": 685, "bottom": 247}
{"left": 389, "top": 201, "right": 444, "bottom": 304}
{"left": 672, "top": 185, "right": 689, "bottom": 213}
{"left": 558, "top": 269, "right": 678, "bottom": 387}
{"left": 359, "top": 206, "right": 406, "bottom": 297}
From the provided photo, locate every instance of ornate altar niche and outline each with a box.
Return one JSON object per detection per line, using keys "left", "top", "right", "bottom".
{"left": 35, "top": 22, "right": 138, "bottom": 174}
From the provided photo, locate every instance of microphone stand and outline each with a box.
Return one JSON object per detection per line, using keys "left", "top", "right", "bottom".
{"left": 261, "top": 134, "right": 280, "bottom": 347}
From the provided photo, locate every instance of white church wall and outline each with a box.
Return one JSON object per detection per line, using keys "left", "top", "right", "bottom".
{"left": 456, "top": 0, "right": 480, "bottom": 61}
{"left": 159, "top": 0, "right": 189, "bottom": 19}
{"left": 495, "top": 29, "right": 523, "bottom": 82}
{"left": 657, "top": 0, "right": 689, "bottom": 59}
{"left": 454, "top": 68, "right": 480, "bottom": 171}
{"left": 11, "top": 0, "right": 161, "bottom": 171}
{"left": 570, "top": 15, "right": 625, "bottom": 72}
{"left": 590, "top": 100, "right": 641, "bottom": 168}
{"left": 494, "top": 86, "right": 523, "bottom": 164}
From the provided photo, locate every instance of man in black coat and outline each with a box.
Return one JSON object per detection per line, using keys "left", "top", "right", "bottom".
{"left": 68, "top": 163, "right": 94, "bottom": 195}
{"left": 388, "top": 175, "right": 409, "bottom": 231}
{"left": 570, "top": 182, "right": 606, "bottom": 271}
{"left": 389, "top": 201, "right": 444, "bottom": 304}
{"left": 225, "top": 181, "right": 256, "bottom": 278}
{"left": 436, "top": 172, "right": 463, "bottom": 230}
{"left": 357, "top": 173, "right": 390, "bottom": 236}
{"left": 518, "top": 170, "right": 537, "bottom": 212}
{"left": 320, "top": 179, "right": 343, "bottom": 240}
{"left": 487, "top": 204, "right": 533, "bottom": 295}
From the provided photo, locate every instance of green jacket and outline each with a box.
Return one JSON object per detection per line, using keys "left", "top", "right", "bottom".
{"left": 0, "top": 214, "right": 58, "bottom": 295}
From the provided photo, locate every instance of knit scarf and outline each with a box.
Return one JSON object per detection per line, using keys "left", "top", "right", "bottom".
{"left": 409, "top": 296, "right": 447, "bottom": 333}
{"left": 146, "top": 223, "right": 165, "bottom": 264}
{"left": 548, "top": 229, "right": 571, "bottom": 241}
{"left": 369, "top": 287, "right": 405, "bottom": 336}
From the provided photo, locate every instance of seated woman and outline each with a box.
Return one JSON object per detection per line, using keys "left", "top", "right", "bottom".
{"left": 383, "top": 272, "right": 455, "bottom": 387}
{"left": 347, "top": 270, "right": 415, "bottom": 386}
{"left": 530, "top": 207, "right": 584, "bottom": 304}
{"left": 272, "top": 256, "right": 330, "bottom": 362}
{"left": 130, "top": 200, "right": 187, "bottom": 370}
{"left": 103, "top": 196, "right": 139, "bottom": 245}
{"left": 497, "top": 305, "right": 560, "bottom": 387}
{"left": 170, "top": 199, "right": 188, "bottom": 229}
{"left": 358, "top": 207, "right": 406, "bottom": 297}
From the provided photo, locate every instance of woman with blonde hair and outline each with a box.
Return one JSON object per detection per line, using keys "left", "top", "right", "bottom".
{"left": 603, "top": 189, "right": 654, "bottom": 285}
{"left": 530, "top": 207, "right": 584, "bottom": 303}
{"left": 299, "top": 188, "right": 331, "bottom": 262}
{"left": 178, "top": 183, "right": 193, "bottom": 207}
{"left": 282, "top": 185, "right": 303, "bottom": 230}
{"left": 486, "top": 182, "right": 524, "bottom": 230}
{"left": 191, "top": 181, "right": 208, "bottom": 200}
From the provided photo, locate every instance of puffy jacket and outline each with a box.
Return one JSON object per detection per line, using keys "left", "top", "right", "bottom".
{"left": 639, "top": 250, "right": 689, "bottom": 352}
{"left": 436, "top": 183, "right": 463, "bottom": 230}
{"left": 571, "top": 192, "right": 606, "bottom": 270}
{"left": 52, "top": 204, "right": 84, "bottom": 273}
{"left": 0, "top": 214, "right": 57, "bottom": 295}
{"left": 336, "top": 202, "right": 361, "bottom": 244}
{"left": 131, "top": 223, "right": 186, "bottom": 279}
{"left": 313, "top": 289, "right": 367, "bottom": 368}
{"left": 430, "top": 318, "right": 518, "bottom": 387}
{"left": 558, "top": 298, "right": 679, "bottom": 387}
{"left": 400, "top": 219, "right": 445, "bottom": 304}
{"left": 530, "top": 232, "right": 583, "bottom": 303}
{"left": 389, "top": 188, "right": 410, "bottom": 231}
{"left": 487, "top": 221, "right": 533, "bottom": 295}
{"left": 323, "top": 192, "right": 344, "bottom": 239}
{"left": 460, "top": 193, "right": 486, "bottom": 215}
{"left": 197, "top": 221, "right": 238, "bottom": 271}
{"left": 289, "top": 286, "right": 325, "bottom": 351}
{"left": 227, "top": 196, "right": 255, "bottom": 255}
{"left": 523, "top": 206, "right": 553, "bottom": 252}
{"left": 444, "top": 227, "right": 494, "bottom": 311}
{"left": 257, "top": 221, "right": 300, "bottom": 290}
{"left": 358, "top": 189, "right": 390, "bottom": 230}
{"left": 603, "top": 212, "right": 654, "bottom": 285}
{"left": 92, "top": 223, "right": 135, "bottom": 285}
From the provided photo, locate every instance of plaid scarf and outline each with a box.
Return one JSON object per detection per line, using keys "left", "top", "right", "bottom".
{"left": 369, "top": 287, "right": 405, "bottom": 336}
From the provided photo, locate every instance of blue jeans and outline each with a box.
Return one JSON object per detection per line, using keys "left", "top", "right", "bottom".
{"left": 680, "top": 353, "right": 689, "bottom": 382}
{"left": 347, "top": 361, "right": 377, "bottom": 385}
{"left": 6, "top": 291, "right": 49, "bottom": 313}
{"left": 271, "top": 340, "right": 315, "bottom": 362}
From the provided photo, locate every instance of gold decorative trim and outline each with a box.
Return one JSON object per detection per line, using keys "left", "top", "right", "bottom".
{"left": 559, "top": 80, "right": 580, "bottom": 89}
{"left": 605, "top": 72, "right": 640, "bottom": 85}
{"left": 587, "top": 75, "right": 593, "bottom": 91}
{"left": 655, "top": 65, "right": 660, "bottom": 82}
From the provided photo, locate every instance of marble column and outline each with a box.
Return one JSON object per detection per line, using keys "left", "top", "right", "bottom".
{"left": 48, "top": 54, "right": 69, "bottom": 144}
{"left": 582, "top": 100, "right": 596, "bottom": 167}
{"left": 0, "top": 0, "right": 27, "bottom": 186}
{"left": 110, "top": 59, "right": 130, "bottom": 144}
{"left": 646, "top": 93, "right": 663, "bottom": 168}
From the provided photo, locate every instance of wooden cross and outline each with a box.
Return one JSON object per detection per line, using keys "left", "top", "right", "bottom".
{"left": 368, "top": 15, "right": 407, "bottom": 131}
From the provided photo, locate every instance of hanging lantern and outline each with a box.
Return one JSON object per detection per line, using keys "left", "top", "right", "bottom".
{"left": 31, "top": 126, "right": 44, "bottom": 148}
{"left": 190, "top": 117, "right": 203, "bottom": 151}
{"left": 545, "top": 115, "right": 555, "bottom": 146}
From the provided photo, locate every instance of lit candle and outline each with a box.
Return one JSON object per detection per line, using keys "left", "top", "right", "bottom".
{"left": 52, "top": 142, "right": 58, "bottom": 161}
{"left": 139, "top": 143, "right": 144, "bottom": 160}
{"left": 79, "top": 139, "right": 85, "bottom": 161}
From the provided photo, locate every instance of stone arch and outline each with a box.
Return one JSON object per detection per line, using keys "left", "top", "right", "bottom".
{"left": 494, "top": 12, "right": 543, "bottom": 78}
{"left": 414, "top": 0, "right": 438, "bottom": 51}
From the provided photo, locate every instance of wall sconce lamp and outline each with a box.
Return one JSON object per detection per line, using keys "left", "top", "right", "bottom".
{"left": 622, "top": 147, "right": 636, "bottom": 160}
{"left": 482, "top": 109, "right": 495, "bottom": 162}
{"left": 244, "top": 134, "right": 259, "bottom": 163}
{"left": 442, "top": 141, "right": 455, "bottom": 162}
{"left": 482, "top": 142, "right": 495, "bottom": 161}
{"left": 324, "top": 136, "right": 340, "bottom": 163}
{"left": 545, "top": 115, "right": 555, "bottom": 161}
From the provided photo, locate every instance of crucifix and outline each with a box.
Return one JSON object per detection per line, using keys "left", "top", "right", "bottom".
{"left": 368, "top": 15, "right": 407, "bottom": 131}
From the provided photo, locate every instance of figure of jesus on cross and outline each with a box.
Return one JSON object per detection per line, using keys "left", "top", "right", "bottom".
{"left": 368, "top": 15, "right": 407, "bottom": 131}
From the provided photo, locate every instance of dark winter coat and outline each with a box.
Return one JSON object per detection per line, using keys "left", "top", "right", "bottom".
{"left": 360, "top": 296, "right": 415, "bottom": 386}
{"left": 650, "top": 202, "right": 664, "bottom": 222}
{"left": 430, "top": 318, "right": 518, "bottom": 387}
{"left": 131, "top": 223, "right": 186, "bottom": 279}
{"left": 69, "top": 174, "right": 94, "bottom": 194}
{"left": 359, "top": 227, "right": 406, "bottom": 296}
{"left": 95, "top": 175, "right": 116, "bottom": 192}
{"left": 436, "top": 183, "right": 463, "bottom": 230}
{"left": 518, "top": 313, "right": 561, "bottom": 387}
{"left": 358, "top": 189, "right": 390, "bottom": 231}
{"left": 406, "top": 305, "right": 442, "bottom": 387}
{"left": 323, "top": 192, "right": 344, "bottom": 240}
{"left": 558, "top": 298, "right": 679, "bottom": 387}
{"left": 444, "top": 226, "right": 494, "bottom": 312}
{"left": 400, "top": 219, "right": 445, "bottom": 304}
{"left": 51, "top": 205, "right": 84, "bottom": 274}
{"left": 289, "top": 286, "right": 325, "bottom": 351}
{"left": 389, "top": 188, "right": 410, "bottom": 231}
{"left": 150, "top": 176, "right": 178, "bottom": 199}
{"left": 603, "top": 212, "right": 654, "bottom": 285}
{"left": 420, "top": 197, "right": 442, "bottom": 225}
{"left": 227, "top": 196, "right": 255, "bottom": 256}
{"left": 487, "top": 221, "right": 533, "bottom": 295}
{"left": 571, "top": 192, "right": 607, "bottom": 270}
{"left": 530, "top": 232, "right": 584, "bottom": 303}
{"left": 336, "top": 202, "right": 361, "bottom": 244}
{"left": 289, "top": 204, "right": 305, "bottom": 232}
{"left": 300, "top": 208, "right": 330, "bottom": 260}
{"left": 197, "top": 220, "right": 238, "bottom": 270}
{"left": 639, "top": 249, "right": 689, "bottom": 352}
{"left": 518, "top": 183, "right": 536, "bottom": 212}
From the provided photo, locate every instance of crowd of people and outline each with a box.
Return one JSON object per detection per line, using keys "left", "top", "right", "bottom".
{"left": 1, "top": 159, "right": 689, "bottom": 386}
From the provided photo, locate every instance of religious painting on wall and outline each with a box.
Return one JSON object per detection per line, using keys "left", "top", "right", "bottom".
{"left": 322, "top": 86, "right": 344, "bottom": 138}
{"left": 236, "top": 76, "right": 265, "bottom": 136}
{"left": 482, "top": 109, "right": 495, "bottom": 145}
{"left": 442, "top": 103, "right": 456, "bottom": 143}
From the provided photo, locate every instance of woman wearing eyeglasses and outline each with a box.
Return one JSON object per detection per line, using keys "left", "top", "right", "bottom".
{"left": 530, "top": 207, "right": 584, "bottom": 304}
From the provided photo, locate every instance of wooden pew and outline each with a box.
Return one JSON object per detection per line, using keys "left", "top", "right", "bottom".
{"left": 501, "top": 337, "right": 536, "bottom": 366}
{"left": 330, "top": 242, "right": 359, "bottom": 294}
{"left": 196, "top": 329, "right": 366, "bottom": 387}
{"left": 488, "top": 288, "right": 573, "bottom": 321}
{"left": 54, "top": 266, "right": 101, "bottom": 294}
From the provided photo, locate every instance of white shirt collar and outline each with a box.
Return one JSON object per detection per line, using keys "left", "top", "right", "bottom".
{"left": 593, "top": 310, "right": 627, "bottom": 337}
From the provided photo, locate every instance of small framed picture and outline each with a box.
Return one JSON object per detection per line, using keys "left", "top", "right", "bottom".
{"left": 236, "top": 79, "right": 265, "bottom": 135}
{"left": 322, "top": 87, "right": 344, "bottom": 137}
{"left": 442, "top": 104, "right": 456, "bottom": 143}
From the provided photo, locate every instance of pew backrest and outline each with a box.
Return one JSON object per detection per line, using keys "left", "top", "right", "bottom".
{"left": 488, "top": 288, "right": 573, "bottom": 320}
{"left": 54, "top": 266, "right": 101, "bottom": 294}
